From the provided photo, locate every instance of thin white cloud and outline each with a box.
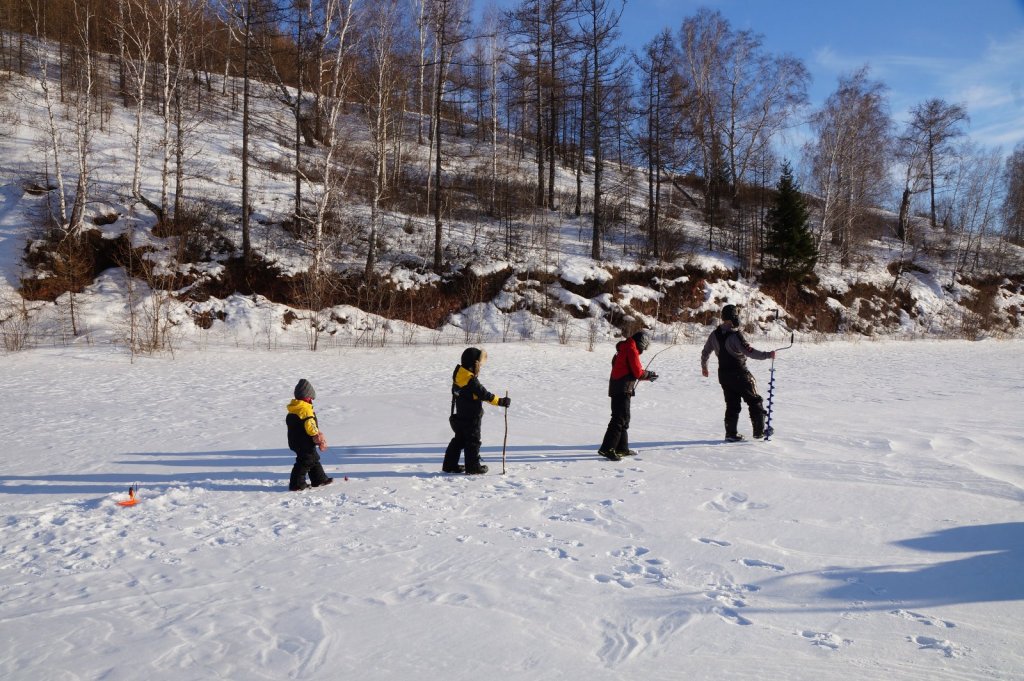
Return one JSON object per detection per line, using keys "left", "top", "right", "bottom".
{"left": 813, "top": 47, "right": 955, "bottom": 84}
{"left": 943, "top": 29, "right": 1024, "bottom": 148}
{"left": 810, "top": 29, "right": 1024, "bottom": 149}
{"left": 958, "top": 84, "right": 1016, "bottom": 112}
{"left": 970, "top": 114, "right": 1024, "bottom": 149}
{"left": 945, "top": 29, "right": 1024, "bottom": 96}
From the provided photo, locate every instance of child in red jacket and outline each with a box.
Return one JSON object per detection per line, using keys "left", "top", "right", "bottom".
{"left": 598, "top": 331, "right": 658, "bottom": 460}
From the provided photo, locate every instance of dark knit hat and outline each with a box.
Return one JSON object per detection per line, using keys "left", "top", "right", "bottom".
{"left": 460, "top": 347, "right": 483, "bottom": 370}
{"left": 294, "top": 378, "right": 316, "bottom": 400}
{"left": 722, "top": 304, "right": 740, "bottom": 326}
{"left": 632, "top": 330, "right": 651, "bottom": 353}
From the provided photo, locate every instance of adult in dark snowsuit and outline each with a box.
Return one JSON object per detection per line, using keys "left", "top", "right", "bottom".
{"left": 443, "top": 347, "right": 511, "bottom": 475}
{"left": 598, "top": 330, "right": 658, "bottom": 461}
{"left": 700, "top": 305, "right": 775, "bottom": 441}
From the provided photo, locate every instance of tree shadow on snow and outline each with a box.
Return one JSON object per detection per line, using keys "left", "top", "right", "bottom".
{"left": 816, "top": 522, "right": 1024, "bottom": 607}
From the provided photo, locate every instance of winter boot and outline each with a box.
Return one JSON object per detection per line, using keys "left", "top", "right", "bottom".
{"left": 442, "top": 464, "right": 466, "bottom": 474}
{"left": 751, "top": 410, "right": 766, "bottom": 440}
{"left": 616, "top": 449, "right": 639, "bottom": 457}
{"left": 465, "top": 464, "right": 489, "bottom": 475}
{"left": 289, "top": 466, "right": 310, "bottom": 491}
{"left": 598, "top": 449, "right": 622, "bottom": 461}
{"left": 725, "top": 434, "right": 745, "bottom": 443}
{"left": 312, "top": 477, "right": 334, "bottom": 488}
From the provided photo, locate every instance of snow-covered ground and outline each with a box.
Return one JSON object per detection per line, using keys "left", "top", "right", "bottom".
{"left": 1, "top": 340, "right": 1021, "bottom": 680}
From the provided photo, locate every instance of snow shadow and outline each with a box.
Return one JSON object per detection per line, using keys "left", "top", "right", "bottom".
{"left": 817, "top": 522, "right": 1024, "bottom": 607}
{"left": 0, "top": 449, "right": 295, "bottom": 496}
{"left": 343, "top": 442, "right": 594, "bottom": 465}
{"left": 0, "top": 442, "right": 599, "bottom": 495}
{"left": 339, "top": 440, "right": 701, "bottom": 465}
{"left": 632, "top": 439, "right": 734, "bottom": 448}
{"left": 0, "top": 439, "right": 742, "bottom": 496}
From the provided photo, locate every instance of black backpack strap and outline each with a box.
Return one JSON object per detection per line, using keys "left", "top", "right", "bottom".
{"left": 451, "top": 364, "right": 459, "bottom": 416}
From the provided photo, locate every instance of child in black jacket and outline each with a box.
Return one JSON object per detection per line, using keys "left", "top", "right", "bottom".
{"left": 286, "top": 379, "right": 333, "bottom": 491}
{"left": 443, "top": 348, "right": 510, "bottom": 475}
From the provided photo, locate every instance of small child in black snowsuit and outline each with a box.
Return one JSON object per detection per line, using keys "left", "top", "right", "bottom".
{"left": 443, "top": 347, "right": 511, "bottom": 475}
{"left": 286, "top": 379, "right": 333, "bottom": 491}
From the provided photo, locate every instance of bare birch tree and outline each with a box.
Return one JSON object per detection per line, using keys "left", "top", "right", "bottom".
{"left": 361, "top": 0, "right": 409, "bottom": 278}
{"left": 158, "top": 0, "right": 186, "bottom": 223}
{"left": 63, "top": 0, "right": 97, "bottom": 234}
{"left": 907, "top": 98, "right": 969, "bottom": 229}
{"left": 30, "top": 5, "right": 70, "bottom": 230}
{"left": 635, "top": 28, "right": 683, "bottom": 259}
{"left": 306, "top": 0, "right": 355, "bottom": 273}
{"left": 576, "top": 0, "right": 625, "bottom": 261}
{"left": 425, "top": 0, "right": 471, "bottom": 271}
{"left": 941, "top": 144, "right": 1003, "bottom": 281}
{"left": 679, "top": 8, "right": 727, "bottom": 245}
{"left": 804, "top": 67, "right": 891, "bottom": 266}
{"left": 478, "top": 3, "right": 506, "bottom": 216}
{"left": 720, "top": 33, "right": 807, "bottom": 208}
{"left": 1003, "top": 143, "right": 1024, "bottom": 245}
{"left": 114, "top": 0, "right": 152, "bottom": 200}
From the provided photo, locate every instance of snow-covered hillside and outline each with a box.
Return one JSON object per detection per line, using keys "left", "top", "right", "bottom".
{"left": 1, "top": 341, "right": 1022, "bottom": 680}
{"left": 1, "top": 35, "right": 1022, "bottom": 349}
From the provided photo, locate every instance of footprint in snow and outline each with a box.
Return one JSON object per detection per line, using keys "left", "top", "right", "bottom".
{"left": 697, "top": 537, "right": 731, "bottom": 547}
{"left": 715, "top": 607, "right": 752, "bottom": 626}
{"left": 909, "top": 635, "right": 965, "bottom": 658}
{"left": 890, "top": 609, "right": 956, "bottom": 628}
{"left": 706, "top": 589, "right": 747, "bottom": 609}
{"left": 536, "top": 546, "right": 576, "bottom": 561}
{"left": 592, "top": 546, "right": 671, "bottom": 588}
{"left": 799, "top": 630, "right": 850, "bottom": 650}
{"left": 701, "top": 491, "right": 767, "bottom": 513}
{"left": 593, "top": 573, "right": 635, "bottom": 588}
{"left": 738, "top": 558, "right": 785, "bottom": 571}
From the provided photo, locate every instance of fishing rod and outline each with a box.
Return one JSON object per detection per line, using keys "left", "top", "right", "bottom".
{"left": 643, "top": 344, "right": 675, "bottom": 373}
{"left": 501, "top": 390, "right": 509, "bottom": 475}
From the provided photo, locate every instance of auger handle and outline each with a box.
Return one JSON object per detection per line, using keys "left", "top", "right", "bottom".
{"left": 772, "top": 332, "right": 795, "bottom": 353}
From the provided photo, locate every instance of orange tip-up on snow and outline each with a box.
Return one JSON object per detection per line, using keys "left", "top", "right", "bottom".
{"left": 117, "top": 484, "right": 139, "bottom": 507}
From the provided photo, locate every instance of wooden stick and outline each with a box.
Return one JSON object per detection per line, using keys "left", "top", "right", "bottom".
{"left": 502, "top": 390, "right": 509, "bottom": 475}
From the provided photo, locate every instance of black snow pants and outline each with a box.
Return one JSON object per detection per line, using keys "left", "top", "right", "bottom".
{"left": 290, "top": 448, "right": 329, "bottom": 489}
{"left": 719, "top": 370, "right": 765, "bottom": 438}
{"left": 599, "top": 393, "right": 631, "bottom": 453}
{"left": 444, "top": 415, "right": 484, "bottom": 471}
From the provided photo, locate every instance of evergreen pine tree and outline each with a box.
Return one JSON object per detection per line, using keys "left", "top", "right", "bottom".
{"left": 765, "top": 161, "right": 817, "bottom": 283}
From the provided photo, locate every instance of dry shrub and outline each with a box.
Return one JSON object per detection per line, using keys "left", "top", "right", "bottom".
{"left": 0, "top": 295, "right": 34, "bottom": 351}
{"left": 152, "top": 202, "right": 233, "bottom": 264}
{"left": 20, "top": 229, "right": 128, "bottom": 301}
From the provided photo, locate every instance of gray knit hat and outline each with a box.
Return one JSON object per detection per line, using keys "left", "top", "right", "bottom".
{"left": 294, "top": 378, "right": 316, "bottom": 400}
{"left": 631, "top": 330, "right": 651, "bottom": 353}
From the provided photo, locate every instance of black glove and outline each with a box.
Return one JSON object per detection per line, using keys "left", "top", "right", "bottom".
{"left": 498, "top": 397, "right": 511, "bottom": 408}
{"left": 645, "top": 371, "right": 659, "bottom": 382}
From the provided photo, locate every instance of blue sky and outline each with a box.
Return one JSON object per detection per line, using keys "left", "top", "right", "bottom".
{"left": 615, "top": 0, "right": 1024, "bottom": 152}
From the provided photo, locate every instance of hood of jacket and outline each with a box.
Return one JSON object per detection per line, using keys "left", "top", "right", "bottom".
{"left": 453, "top": 365, "right": 475, "bottom": 388}
{"left": 287, "top": 398, "right": 315, "bottom": 419}
{"left": 616, "top": 338, "right": 636, "bottom": 353}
